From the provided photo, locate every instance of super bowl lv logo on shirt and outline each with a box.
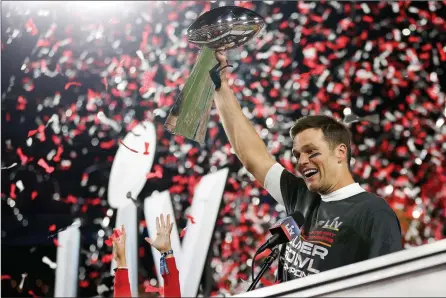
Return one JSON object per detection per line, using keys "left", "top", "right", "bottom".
{"left": 283, "top": 217, "right": 343, "bottom": 278}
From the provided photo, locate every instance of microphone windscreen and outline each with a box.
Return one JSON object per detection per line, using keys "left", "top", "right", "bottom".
{"left": 290, "top": 211, "right": 305, "bottom": 227}
{"left": 269, "top": 214, "right": 301, "bottom": 243}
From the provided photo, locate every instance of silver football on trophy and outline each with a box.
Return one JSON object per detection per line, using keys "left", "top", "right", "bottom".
{"left": 164, "top": 6, "right": 265, "bottom": 144}
{"left": 187, "top": 6, "right": 265, "bottom": 50}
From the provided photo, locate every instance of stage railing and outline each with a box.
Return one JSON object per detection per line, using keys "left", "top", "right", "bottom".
{"left": 233, "top": 239, "right": 446, "bottom": 297}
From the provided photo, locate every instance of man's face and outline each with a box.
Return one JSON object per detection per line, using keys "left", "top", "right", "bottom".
{"left": 292, "top": 128, "right": 341, "bottom": 194}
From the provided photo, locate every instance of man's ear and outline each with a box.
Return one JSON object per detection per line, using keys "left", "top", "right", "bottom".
{"left": 336, "top": 143, "right": 348, "bottom": 163}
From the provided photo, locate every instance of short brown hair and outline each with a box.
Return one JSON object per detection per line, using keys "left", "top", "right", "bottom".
{"left": 290, "top": 115, "right": 352, "bottom": 166}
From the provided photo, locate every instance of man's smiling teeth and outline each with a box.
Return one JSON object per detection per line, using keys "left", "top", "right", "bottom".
{"left": 303, "top": 169, "right": 318, "bottom": 177}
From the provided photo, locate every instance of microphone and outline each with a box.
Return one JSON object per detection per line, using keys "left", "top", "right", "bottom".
{"left": 256, "top": 211, "right": 305, "bottom": 254}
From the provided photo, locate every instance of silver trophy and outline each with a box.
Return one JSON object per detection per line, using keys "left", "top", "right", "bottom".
{"left": 164, "top": 6, "right": 265, "bottom": 144}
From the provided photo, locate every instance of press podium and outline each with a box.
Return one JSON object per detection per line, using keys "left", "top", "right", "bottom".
{"left": 233, "top": 239, "right": 446, "bottom": 297}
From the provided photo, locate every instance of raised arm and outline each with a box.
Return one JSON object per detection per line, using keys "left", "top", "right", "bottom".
{"left": 112, "top": 225, "right": 132, "bottom": 298}
{"left": 145, "top": 214, "right": 181, "bottom": 298}
{"left": 213, "top": 51, "right": 275, "bottom": 186}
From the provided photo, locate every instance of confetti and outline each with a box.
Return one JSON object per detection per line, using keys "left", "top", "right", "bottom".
{"left": 19, "top": 273, "right": 27, "bottom": 290}
{"left": 145, "top": 284, "right": 164, "bottom": 295}
{"left": 1, "top": 162, "right": 17, "bottom": 170}
{"left": 260, "top": 277, "right": 279, "bottom": 287}
{"left": 37, "top": 158, "right": 55, "bottom": 174}
{"left": 146, "top": 164, "right": 163, "bottom": 179}
{"left": 180, "top": 227, "right": 188, "bottom": 238}
{"left": 42, "top": 256, "right": 57, "bottom": 269}
{"left": 186, "top": 215, "right": 196, "bottom": 224}
{"left": 64, "top": 82, "right": 82, "bottom": 90}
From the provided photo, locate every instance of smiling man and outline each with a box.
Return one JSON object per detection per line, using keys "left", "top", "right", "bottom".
{"left": 211, "top": 51, "right": 402, "bottom": 282}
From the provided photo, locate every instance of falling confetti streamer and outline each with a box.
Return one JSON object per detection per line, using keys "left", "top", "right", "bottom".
{"left": 42, "top": 256, "right": 57, "bottom": 269}
{"left": 19, "top": 273, "right": 27, "bottom": 290}
{"left": 1, "top": 162, "right": 18, "bottom": 170}
{"left": 186, "top": 215, "right": 196, "bottom": 224}
{"left": 64, "top": 81, "right": 82, "bottom": 90}
{"left": 37, "top": 158, "right": 55, "bottom": 174}
{"left": 145, "top": 284, "right": 164, "bottom": 295}
{"left": 180, "top": 227, "right": 188, "bottom": 238}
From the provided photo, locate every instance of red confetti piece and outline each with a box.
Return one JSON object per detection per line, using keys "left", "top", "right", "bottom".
{"left": 105, "top": 228, "right": 123, "bottom": 247}
{"left": 260, "top": 277, "right": 279, "bottom": 286}
{"left": 79, "top": 280, "right": 89, "bottom": 288}
{"left": 89, "top": 271, "right": 99, "bottom": 279}
{"left": 146, "top": 164, "right": 163, "bottom": 179}
{"left": 145, "top": 284, "right": 164, "bottom": 295}
{"left": 99, "top": 139, "right": 116, "bottom": 149}
{"left": 53, "top": 238, "right": 61, "bottom": 247}
{"left": 37, "top": 158, "right": 55, "bottom": 174}
{"left": 180, "top": 227, "right": 188, "bottom": 238}
{"left": 16, "top": 148, "right": 29, "bottom": 165}
{"left": 49, "top": 224, "right": 56, "bottom": 232}
{"left": 27, "top": 129, "right": 39, "bottom": 138}
{"left": 64, "top": 81, "right": 81, "bottom": 90}
{"left": 27, "top": 125, "right": 46, "bottom": 141}
{"left": 105, "top": 239, "right": 113, "bottom": 247}
{"left": 1, "top": 275, "right": 11, "bottom": 280}
{"left": 113, "top": 229, "right": 123, "bottom": 238}
{"left": 10, "top": 184, "right": 16, "bottom": 199}
{"left": 53, "top": 148, "right": 63, "bottom": 163}
{"left": 17, "top": 96, "right": 27, "bottom": 110}
{"left": 186, "top": 215, "right": 196, "bottom": 224}
{"left": 118, "top": 140, "right": 139, "bottom": 153}
{"left": 24, "top": 18, "right": 38, "bottom": 36}
{"left": 101, "top": 253, "right": 113, "bottom": 263}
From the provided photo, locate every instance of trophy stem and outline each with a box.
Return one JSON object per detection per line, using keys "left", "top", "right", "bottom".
{"left": 164, "top": 46, "right": 215, "bottom": 144}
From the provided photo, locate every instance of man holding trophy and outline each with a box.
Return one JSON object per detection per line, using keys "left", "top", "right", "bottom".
{"left": 165, "top": 5, "right": 402, "bottom": 286}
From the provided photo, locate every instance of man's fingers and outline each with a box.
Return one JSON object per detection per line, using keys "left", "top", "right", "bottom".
{"left": 169, "top": 222, "right": 173, "bottom": 234}
{"left": 121, "top": 225, "right": 126, "bottom": 234}
{"left": 166, "top": 214, "right": 171, "bottom": 229}
{"left": 145, "top": 237, "right": 153, "bottom": 246}
{"left": 160, "top": 214, "right": 166, "bottom": 229}
{"left": 156, "top": 216, "right": 161, "bottom": 232}
{"left": 214, "top": 50, "right": 227, "bottom": 64}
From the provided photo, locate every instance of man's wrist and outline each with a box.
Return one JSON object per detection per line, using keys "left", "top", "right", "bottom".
{"left": 117, "top": 260, "right": 127, "bottom": 268}
{"left": 219, "top": 81, "right": 229, "bottom": 89}
{"left": 160, "top": 248, "right": 173, "bottom": 254}
{"left": 161, "top": 249, "right": 174, "bottom": 259}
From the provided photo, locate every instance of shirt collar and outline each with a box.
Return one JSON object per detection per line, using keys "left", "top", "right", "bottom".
{"left": 320, "top": 183, "right": 366, "bottom": 202}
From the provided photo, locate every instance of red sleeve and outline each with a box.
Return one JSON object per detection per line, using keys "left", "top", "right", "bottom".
{"left": 162, "top": 257, "right": 181, "bottom": 297}
{"left": 114, "top": 269, "right": 132, "bottom": 297}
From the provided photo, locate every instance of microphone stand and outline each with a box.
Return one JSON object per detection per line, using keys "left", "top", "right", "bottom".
{"left": 247, "top": 247, "right": 280, "bottom": 292}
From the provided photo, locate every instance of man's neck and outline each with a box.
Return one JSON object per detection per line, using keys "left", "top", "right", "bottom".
{"left": 321, "top": 174, "right": 355, "bottom": 195}
{"left": 334, "top": 176, "right": 356, "bottom": 191}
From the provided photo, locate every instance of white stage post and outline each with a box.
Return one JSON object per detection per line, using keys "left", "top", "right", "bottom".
{"left": 54, "top": 224, "right": 81, "bottom": 297}
{"left": 111, "top": 201, "right": 138, "bottom": 297}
